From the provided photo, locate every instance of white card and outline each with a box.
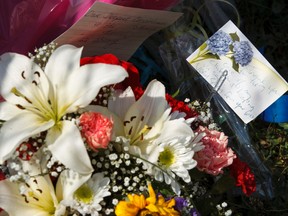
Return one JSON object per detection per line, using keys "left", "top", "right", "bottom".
{"left": 187, "top": 20, "right": 288, "bottom": 123}
{"left": 55, "top": 2, "right": 182, "bottom": 60}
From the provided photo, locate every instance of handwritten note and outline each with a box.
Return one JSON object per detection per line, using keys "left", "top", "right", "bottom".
{"left": 187, "top": 21, "right": 288, "bottom": 123}
{"left": 55, "top": 2, "right": 182, "bottom": 60}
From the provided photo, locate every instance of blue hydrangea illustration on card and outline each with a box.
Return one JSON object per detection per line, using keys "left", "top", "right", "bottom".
{"left": 187, "top": 20, "right": 288, "bottom": 124}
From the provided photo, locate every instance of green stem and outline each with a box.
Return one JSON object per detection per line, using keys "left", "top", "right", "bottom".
{"left": 189, "top": 49, "right": 210, "bottom": 64}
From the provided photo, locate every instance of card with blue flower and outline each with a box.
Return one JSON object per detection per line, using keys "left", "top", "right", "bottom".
{"left": 187, "top": 20, "right": 288, "bottom": 124}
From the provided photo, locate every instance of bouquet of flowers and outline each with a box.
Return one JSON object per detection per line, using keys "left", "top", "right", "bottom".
{"left": 0, "top": 42, "right": 256, "bottom": 216}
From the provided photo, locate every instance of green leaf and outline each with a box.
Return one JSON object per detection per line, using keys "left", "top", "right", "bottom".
{"left": 203, "top": 53, "right": 220, "bottom": 60}
{"left": 230, "top": 32, "right": 240, "bottom": 42}
{"left": 199, "top": 42, "right": 207, "bottom": 51}
{"left": 171, "top": 89, "right": 180, "bottom": 98}
{"left": 231, "top": 57, "right": 239, "bottom": 72}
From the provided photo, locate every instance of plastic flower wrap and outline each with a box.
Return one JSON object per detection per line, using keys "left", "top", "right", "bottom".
{"left": 97, "top": 0, "right": 181, "bottom": 10}
{"left": 0, "top": 43, "right": 238, "bottom": 216}
{"left": 0, "top": 0, "right": 181, "bottom": 56}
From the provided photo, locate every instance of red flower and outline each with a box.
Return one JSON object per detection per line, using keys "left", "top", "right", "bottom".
{"left": 229, "top": 157, "right": 256, "bottom": 196}
{"left": 165, "top": 94, "right": 199, "bottom": 119}
{"left": 80, "top": 54, "right": 141, "bottom": 91}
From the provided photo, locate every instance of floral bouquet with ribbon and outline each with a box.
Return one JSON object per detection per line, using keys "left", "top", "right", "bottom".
{"left": 0, "top": 42, "right": 257, "bottom": 216}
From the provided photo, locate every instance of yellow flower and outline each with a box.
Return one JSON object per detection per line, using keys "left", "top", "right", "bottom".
{"left": 115, "top": 184, "right": 180, "bottom": 216}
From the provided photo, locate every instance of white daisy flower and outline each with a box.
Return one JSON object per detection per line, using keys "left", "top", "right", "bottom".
{"left": 61, "top": 172, "right": 111, "bottom": 216}
{"left": 145, "top": 121, "right": 205, "bottom": 194}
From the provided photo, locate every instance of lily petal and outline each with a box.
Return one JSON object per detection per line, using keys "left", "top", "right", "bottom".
{"left": 64, "top": 63, "right": 128, "bottom": 113}
{"left": 44, "top": 45, "right": 82, "bottom": 90}
{"left": 108, "top": 87, "right": 136, "bottom": 120}
{"left": 0, "top": 113, "right": 54, "bottom": 163}
{"left": 124, "top": 80, "right": 167, "bottom": 138}
{"left": 44, "top": 45, "right": 128, "bottom": 115}
{"left": 156, "top": 119, "right": 193, "bottom": 142}
{"left": 0, "top": 53, "right": 49, "bottom": 106}
{"left": 0, "top": 102, "right": 23, "bottom": 121}
{"left": 0, "top": 177, "right": 56, "bottom": 216}
{"left": 47, "top": 120, "right": 93, "bottom": 175}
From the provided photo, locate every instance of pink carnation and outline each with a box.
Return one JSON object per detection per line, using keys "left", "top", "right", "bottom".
{"left": 79, "top": 112, "right": 113, "bottom": 152}
{"left": 194, "top": 126, "right": 236, "bottom": 175}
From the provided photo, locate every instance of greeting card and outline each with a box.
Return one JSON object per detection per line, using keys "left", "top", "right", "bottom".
{"left": 187, "top": 20, "right": 288, "bottom": 123}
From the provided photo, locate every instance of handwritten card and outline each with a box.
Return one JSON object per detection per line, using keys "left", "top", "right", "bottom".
{"left": 187, "top": 20, "right": 288, "bottom": 123}
{"left": 55, "top": 2, "right": 182, "bottom": 60}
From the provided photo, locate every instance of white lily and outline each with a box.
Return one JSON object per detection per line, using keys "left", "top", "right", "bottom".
{"left": 0, "top": 45, "right": 128, "bottom": 175}
{"left": 88, "top": 80, "right": 170, "bottom": 154}
{"left": 91, "top": 80, "right": 194, "bottom": 151}
{"left": 89, "top": 80, "right": 197, "bottom": 189}
{"left": 0, "top": 167, "right": 90, "bottom": 216}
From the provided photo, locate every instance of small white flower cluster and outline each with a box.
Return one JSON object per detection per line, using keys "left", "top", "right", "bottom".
{"left": 2, "top": 132, "right": 49, "bottom": 183}
{"left": 7, "top": 160, "right": 30, "bottom": 182}
{"left": 89, "top": 144, "right": 150, "bottom": 215}
{"left": 28, "top": 42, "right": 57, "bottom": 69}
{"left": 216, "top": 202, "right": 232, "bottom": 216}
{"left": 46, "top": 156, "right": 64, "bottom": 177}
{"left": 189, "top": 100, "right": 219, "bottom": 130}
{"left": 92, "top": 86, "right": 115, "bottom": 106}
{"left": 190, "top": 181, "right": 207, "bottom": 197}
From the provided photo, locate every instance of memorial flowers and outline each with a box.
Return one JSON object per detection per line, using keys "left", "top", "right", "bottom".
{"left": 0, "top": 43, "right": 249, "bottom": 216}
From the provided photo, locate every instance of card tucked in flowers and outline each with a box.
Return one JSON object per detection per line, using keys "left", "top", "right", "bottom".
{"left": 187, "top": 20, "right": 288, "bottom": 124}
{"left": 55, "top": 2, "right": 182, "bottom": 60}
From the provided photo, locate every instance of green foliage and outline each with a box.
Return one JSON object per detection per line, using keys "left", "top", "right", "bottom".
{"left": 231, "top": 57, "right": 239, "bottom": 72}
{"left": 229, "top": 32, "right": 240, "bottom": 42}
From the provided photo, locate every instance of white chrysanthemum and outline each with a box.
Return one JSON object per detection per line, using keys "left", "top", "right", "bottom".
{"left": 62, "top": 172, "right": 111, "bottom": 216}
{"left": 152, "top": 137, "right": 196, "bottom": 183}
{"left": 145, "top": 129, "right": 205, "bottom": 195}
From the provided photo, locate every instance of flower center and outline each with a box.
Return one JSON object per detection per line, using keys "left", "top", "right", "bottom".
{"left": 158, "top": 147, "right": 175, "bottom": 167}
{"left": 130, "top": 125, "right": 152, "bottom": 145}
{"left": 19, "top": 181, "right": 56, "bottom": 214}
{"left": 11, "top": 86, "right": 57, "bottom": 122}
{"left": 74, "top": 184, "right": 94, "bottom": 204}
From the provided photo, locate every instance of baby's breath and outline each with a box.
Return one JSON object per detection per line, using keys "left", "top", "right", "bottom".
{"left": 89, "top": 144, "right": 151, "bottom": 215}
